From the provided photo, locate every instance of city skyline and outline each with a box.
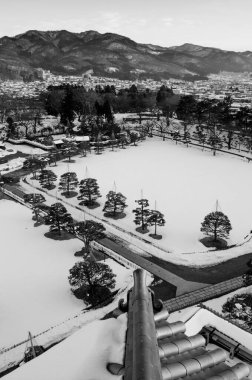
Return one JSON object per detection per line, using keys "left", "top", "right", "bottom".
{"left": 1, "top": 0, "right": 252, "bottom": 52}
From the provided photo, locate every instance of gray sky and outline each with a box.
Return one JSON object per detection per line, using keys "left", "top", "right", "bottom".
{"left": 1, "top": 0, "right": 252, "bottom": 51}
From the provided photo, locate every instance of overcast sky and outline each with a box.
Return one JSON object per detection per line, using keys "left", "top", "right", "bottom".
{"left": 1, "top": 0, "right": 252, "bottom": 51}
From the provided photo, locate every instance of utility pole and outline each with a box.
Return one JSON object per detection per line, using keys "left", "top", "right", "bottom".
{"left": 28, "top": 332, "right": 36, "bottom": 359}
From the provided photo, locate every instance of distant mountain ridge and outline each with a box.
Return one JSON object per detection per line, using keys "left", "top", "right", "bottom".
{"left": 0, "top": 29, "right": 252, "bottom": 81}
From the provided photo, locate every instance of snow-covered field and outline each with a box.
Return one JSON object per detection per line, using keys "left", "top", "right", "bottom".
{"left": 4, "top": 315, "right": 127, "bottom": 380}
{"left": 27, "top": 137, "right": 252, "bottom": 256}
{"left": 0, "top": 200, "right": 133, "bottom": 349}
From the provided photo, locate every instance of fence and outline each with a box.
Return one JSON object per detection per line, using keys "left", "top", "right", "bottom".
{"left": 0, "top": 282, "right": 133, "bottom": 375}
{"left": 1, "top": 187, "right": 31, "bottom": 209}
{"left": 91, "top": 240, "right": 141, "bottom": 271}
{"left": 152, "top": 130, "right": 252, "bottom": 162}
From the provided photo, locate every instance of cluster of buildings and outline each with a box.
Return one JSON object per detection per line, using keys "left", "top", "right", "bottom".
{"left": 171, "top": 72, "right": 252, "bottom": 110}
{"left": 1, "top": 71, "right": 252, "bottom": 113}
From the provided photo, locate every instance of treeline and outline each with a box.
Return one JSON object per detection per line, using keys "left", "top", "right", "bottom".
{"left": 176, "top": 95, "right": 252, "bottom": 132}
{"left": 42, "top": 84, "right": 180, "bottom": 125}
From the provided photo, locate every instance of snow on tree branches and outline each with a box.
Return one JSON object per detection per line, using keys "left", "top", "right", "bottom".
{"left": 78, "top": 178, "right": 101, "bottom": 207}
{"left": 61, "top": 140, "right": 78, "bottom": 162}
{"left": 23, "top": 193, "right": 46, "bottom": 221}
{"left": 23, "top": 193, "right": 46, "bottom": 205}
{"left": 23, "top": 156, "right": 47, "bottom": 179}
{"left": 133, "top": 199, "right": 151, "bottom": 233}
{"left": 68, "top": 260, "right": 116, "bottom": 305}
{"left": 147, "top": 210, "right": 165, "bottom": 238}
{"left": 59, "top": 172, "right": 78, "bottom": 196}
{"left": 38, "top": 169, "right": 57, "bottom": 189}
{"left": 222, "top": 293, "right": 252, "bottom": 331}
{"left": 75, "top": 220, "right": 106, "bottom": 255}
{"left": 44, "top": 202, "right": 73, "bottom": 235}
{"left": 103, "top": 190, "right": 127, "bottom": 218}
{"left": 201, "top": 211, "right": 232, "bottom": 242}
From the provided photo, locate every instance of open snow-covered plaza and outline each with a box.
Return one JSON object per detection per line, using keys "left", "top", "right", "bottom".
{"left": 29, "top": 137, "right": 252, "bottom": 254}
{"left": 0, "top": 200, "right": 133, "bottom": 349}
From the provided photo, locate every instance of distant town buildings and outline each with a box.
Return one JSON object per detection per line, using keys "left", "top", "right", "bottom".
{"left": 0, "top": 71, "right": 252, "bottom": 110}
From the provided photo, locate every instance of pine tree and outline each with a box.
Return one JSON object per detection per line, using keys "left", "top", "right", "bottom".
{"left": 78, "top": 178, "right": 101, "bottom": 207}
{"left": 119, "top": 133, "right": 128, "bottom": 149}
{"left": 94, "top": 132, "right": 103, "bottom": 155}
{"left": 48, "top": 148, "right": 59, "bottom": 166}
{"left": 147, "top": 210, "right": 165, "bottom": 237}
{"left": 133, "top": 199, "right": 151, "bottom": 232}
{"left": 183, "top": 131, "right": 191, "bottom": 147}
{"left": 110, "top": 130, "right": 117, "bottom": 151}
{"left": 103, "top": 99, "right": 114, "bottom": 123}
{"left": 130, "top": 130, "right": 139, "bottom": 146}
{"left": 61, "top": 140, "right": 78, "bottom": 162}
{"left": 23, "top": 157, "right": 46, "bottom": 179}
{"left": 59, "top": 172, "right": 78, "bottom": 196}
{"left": 194, "top": 127, "right": 207, "bottom": 150}
{"left": 44, "top": 202, "right": 73, "bottom": 235}
{"left": 38, "top": 169, "right": 57, "bottom": 189}
{"left": 23, "top": 193, "right": 46, "bottom": 205}
{"left": 75, "top": 220, "right": 106, "bottom": 254}
{"left": 172, "top": 131, "right": 181, "bottom": 144}
{"left": 201, "top": 211, "right": 232, "bottom": 242}
{"left": 103, "top": 191, "right": 127, "bottom": 217}
{"left": 68, "top": 260, "right": 116, "bottom": 305}
{"left": 23, "top": 193, "right": 46, "bottom": 221}
{"left": 207, "top": 131, "right": 223, "bottom": 155}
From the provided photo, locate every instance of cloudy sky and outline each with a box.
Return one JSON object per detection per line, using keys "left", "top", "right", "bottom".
{"left": 1, "top": 0, "right": 252, "bottom": 51}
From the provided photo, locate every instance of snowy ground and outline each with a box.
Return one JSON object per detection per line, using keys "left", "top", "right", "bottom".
{"left": 0, "top": 157, "right": 26, "bottom": 174}
{"left": 0, "top": 146, "right": 16, "bottom": 158}
{"left": 5, "top": 297, "right": 252, "bottom": 380}
{"left": 4, "top": 315, "right": 127, "bottom": 380}
{"left": 22, "top": 136, "right": 252, "bottom": 266}
{"left": 0, "top": 200, "right": 133, "bottom": 350}
{"left": 5, "top": 142, "right": 46, "bottom": 155}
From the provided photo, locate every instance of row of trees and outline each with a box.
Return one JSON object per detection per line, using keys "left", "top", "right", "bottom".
{"left": 24, "top": 192, "right": 235, "bottom": 307}
{"left": 29, "top": 167, "right": 166, "bottom": 238}
{"left": 175, "top": 95, "right": 252, "bottom": 151}
{"left": 25, "top": 171, "right": 233, "bottom": 247}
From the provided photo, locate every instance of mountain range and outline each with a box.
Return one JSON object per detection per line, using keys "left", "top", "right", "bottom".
{"left": 1, "top": 29, "right": 252, "bottom": 81}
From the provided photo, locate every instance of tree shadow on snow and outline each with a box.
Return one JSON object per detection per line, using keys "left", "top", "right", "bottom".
{"left": 103, "top": 212, "right": 126, "bottom": 220}
{"left": 61, "top": 191, "right": 78, "bottom": 199}
{"left": 44, "top": 231, "right": 75, "bottom": 241}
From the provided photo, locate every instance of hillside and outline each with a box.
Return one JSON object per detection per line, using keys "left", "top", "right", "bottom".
{"left": 0, "top": 30, "right": 252, "bottom": 81}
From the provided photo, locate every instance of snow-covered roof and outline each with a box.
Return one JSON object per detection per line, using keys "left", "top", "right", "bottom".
{"left": 53, "top": 139, "right": 64, "bottom": 144}
{"left": 4, "top": 316, "right": 127, "bottom": 380}
{"left": 74, "top": 136, "right": 90, "bottom": 142}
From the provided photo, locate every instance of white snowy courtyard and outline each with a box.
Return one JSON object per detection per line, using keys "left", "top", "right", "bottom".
{"left": 30, "top": 137, "right": 252, "bottom": 253}
{"left": 0, "top": 200, "right": 133, "bottom": 349}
